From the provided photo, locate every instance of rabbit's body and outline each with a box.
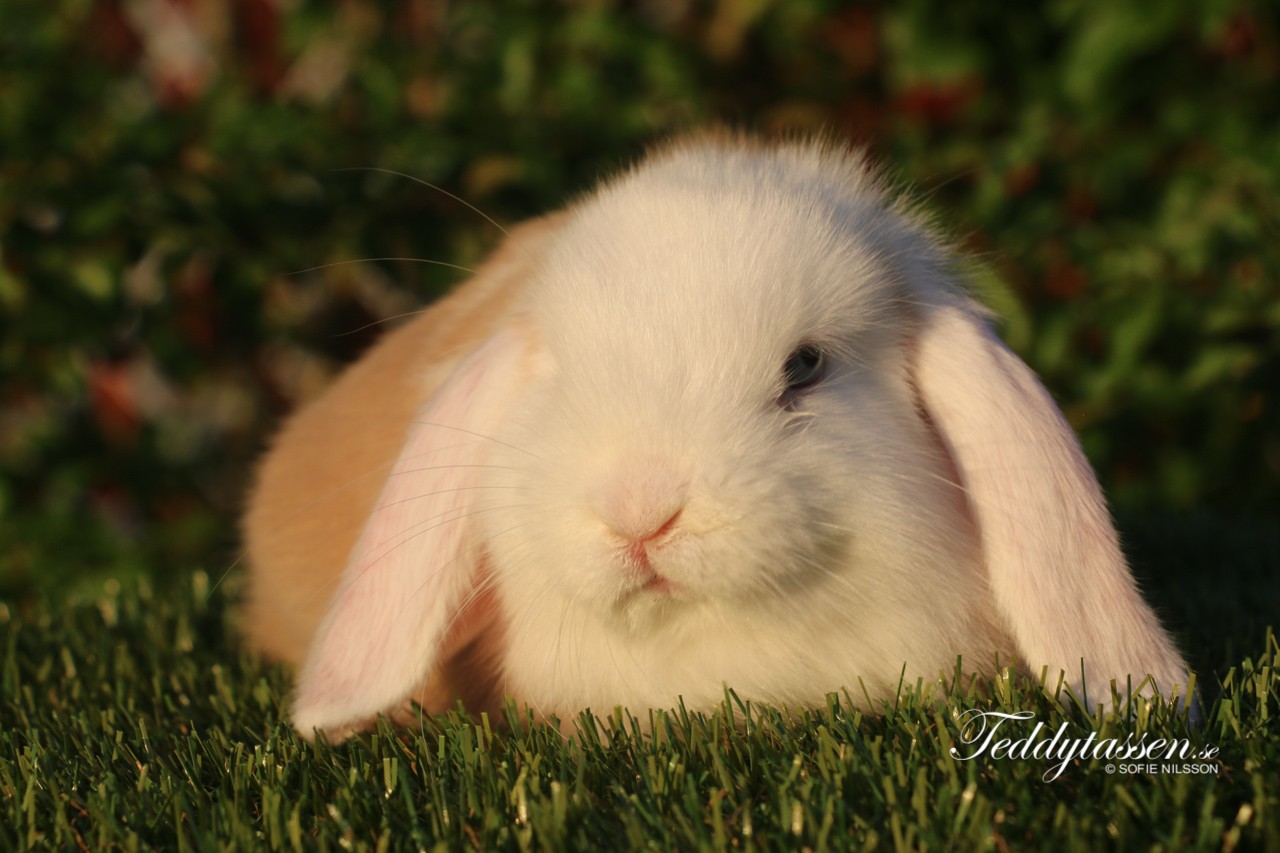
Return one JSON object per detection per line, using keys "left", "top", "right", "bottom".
{"left": 243, "top": 135, "right": 1191, "bottom": 738}
{"left": 242, "top": 216, "right": 557, "bottom": 670}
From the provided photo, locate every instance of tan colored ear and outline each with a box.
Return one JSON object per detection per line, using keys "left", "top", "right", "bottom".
{"left": 291, "top": 327, "right": 530, "bottom": 738}
{"left": 912, "top": 299, "right": 1192, "bottom": 710}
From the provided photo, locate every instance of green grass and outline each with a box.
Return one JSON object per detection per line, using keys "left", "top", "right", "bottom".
{"left": 2, "top": 516, "right": 1277, "bottom": 850}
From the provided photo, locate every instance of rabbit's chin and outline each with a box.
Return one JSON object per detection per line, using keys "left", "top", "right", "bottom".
{"left": 543, "top": 563, "right": 728, "bottom": 638}
{"left": 604, "top": 582, "right": 700, "bottom": 635}
{"left": 492, "top": 562, "right": 1004, "bottom": 723}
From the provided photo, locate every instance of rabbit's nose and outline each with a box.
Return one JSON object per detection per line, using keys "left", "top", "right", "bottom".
{"left": 629, "top": 507, "right": 683, "bottom": 546}
{"left": 589, "top": 466, "right": 687, "bottom": 545}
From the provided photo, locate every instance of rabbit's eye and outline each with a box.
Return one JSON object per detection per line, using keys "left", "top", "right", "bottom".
{"left": 781, "top": 344, "right": 825, "bottom": 399}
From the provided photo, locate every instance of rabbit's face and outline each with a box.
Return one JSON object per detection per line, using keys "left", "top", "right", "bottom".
{"left": 479, "top": 159, "right": 973, "bottom": 639}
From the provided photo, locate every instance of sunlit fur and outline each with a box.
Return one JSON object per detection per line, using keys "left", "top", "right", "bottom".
{"left": 246, "top": 134, "right": 1193, "bottom": 739}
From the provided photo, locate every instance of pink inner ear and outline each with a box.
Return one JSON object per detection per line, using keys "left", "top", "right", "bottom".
{"left": 291, "top": 329, "right": 528, "bottom": 737}
{"left": 913, "top": 302, "right": 1191, "bottom": 708}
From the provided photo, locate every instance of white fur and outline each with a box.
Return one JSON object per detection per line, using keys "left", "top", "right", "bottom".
{"left": 290, "top": 137, "right": 1193, "bottom": 736}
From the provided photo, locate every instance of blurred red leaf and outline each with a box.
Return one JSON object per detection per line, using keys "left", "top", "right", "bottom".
{"left": 86, "top": 0, "right": 143, "bottom": 67}
{"left": 89, "top": 361, "right": 140, "bottom": 445}
{"left": 1003, "top": 163, "right": 1040, "bottom": 197}
{"left": 1065, "top": 187, "right": 1097, "bottom": 222}
{"left": 1213, "top": 12, "right": 1257, "bottom": 59}
{"left": 236, "top": 0, "right": 282, "bottom": 95}
{"left": 895, "top": 80, "right": 981, "bottom": 126}
{"left": 823, "top": 8, "right": 879, "bottom": 77}
{"left": 1044, "top": 258, "right": 1089, "bottom": 299}
{"left": 175, "top": 255, "right": 217, "bottom": 350}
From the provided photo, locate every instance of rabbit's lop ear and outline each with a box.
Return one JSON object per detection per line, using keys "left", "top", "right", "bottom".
{"left": 911, "top": 298, "right": 1192, "bottom": 710}
{"left": 292, "top": 327, "right": 530, "bottom": 738}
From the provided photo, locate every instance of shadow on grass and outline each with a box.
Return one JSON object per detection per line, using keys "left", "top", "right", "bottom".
{"left": 1119, "top": 511, "right": 1280, "bottom": 696}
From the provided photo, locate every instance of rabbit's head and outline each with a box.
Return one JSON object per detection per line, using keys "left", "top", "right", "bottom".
{"left": 280, "top": 135, "right": 1192, "bottom": 737}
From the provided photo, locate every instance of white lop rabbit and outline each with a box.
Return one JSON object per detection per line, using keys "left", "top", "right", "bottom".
{"left": 242, "top": 133, "right": 1193, "bottom": 738}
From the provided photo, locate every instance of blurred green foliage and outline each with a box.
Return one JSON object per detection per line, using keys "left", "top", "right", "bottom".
{"left": 1, "top": 0, "right": 1277, "bottom": 597}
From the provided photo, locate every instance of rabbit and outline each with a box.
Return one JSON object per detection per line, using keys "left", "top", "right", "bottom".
{"left": 241, "top": 132, "right": 1195, "bottom": 739}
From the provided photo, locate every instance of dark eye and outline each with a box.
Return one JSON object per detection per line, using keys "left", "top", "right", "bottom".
{"left": 782, "top": 344, "right": 826, "bottom": 397}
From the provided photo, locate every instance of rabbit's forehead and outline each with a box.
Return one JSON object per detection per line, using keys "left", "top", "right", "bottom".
{"left": 534, "top": 181, "right": 902, "bottom": 374}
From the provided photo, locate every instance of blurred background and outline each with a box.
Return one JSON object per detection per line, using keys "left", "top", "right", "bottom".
{"left": 1, "top": 0, "right": 1277, "bottom": 609}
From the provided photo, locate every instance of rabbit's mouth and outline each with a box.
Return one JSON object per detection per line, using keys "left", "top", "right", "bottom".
{"left": 606, "top": 559, "right": 699, "bottom": 631}
{"left": 620, "top": 556, "right": 683, "bottom": 599}
{"left": 607, "top": 509, "right": 687, "bottom": 599}
{"left": 640, "top": 573, "right": 677, "bottom": 594}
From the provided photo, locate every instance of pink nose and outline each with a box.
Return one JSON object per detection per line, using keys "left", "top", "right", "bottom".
{"left": 619, "top": 508, "right": 681, "bottom": 572}
{"left": 590, "top": 469, "right": 687, "bottom": 545}
{"left": 601, "top": 502, "right": 684, "bottom": 545}
{"left": 632, "top": 508, "right": 682, "bottom": 544}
